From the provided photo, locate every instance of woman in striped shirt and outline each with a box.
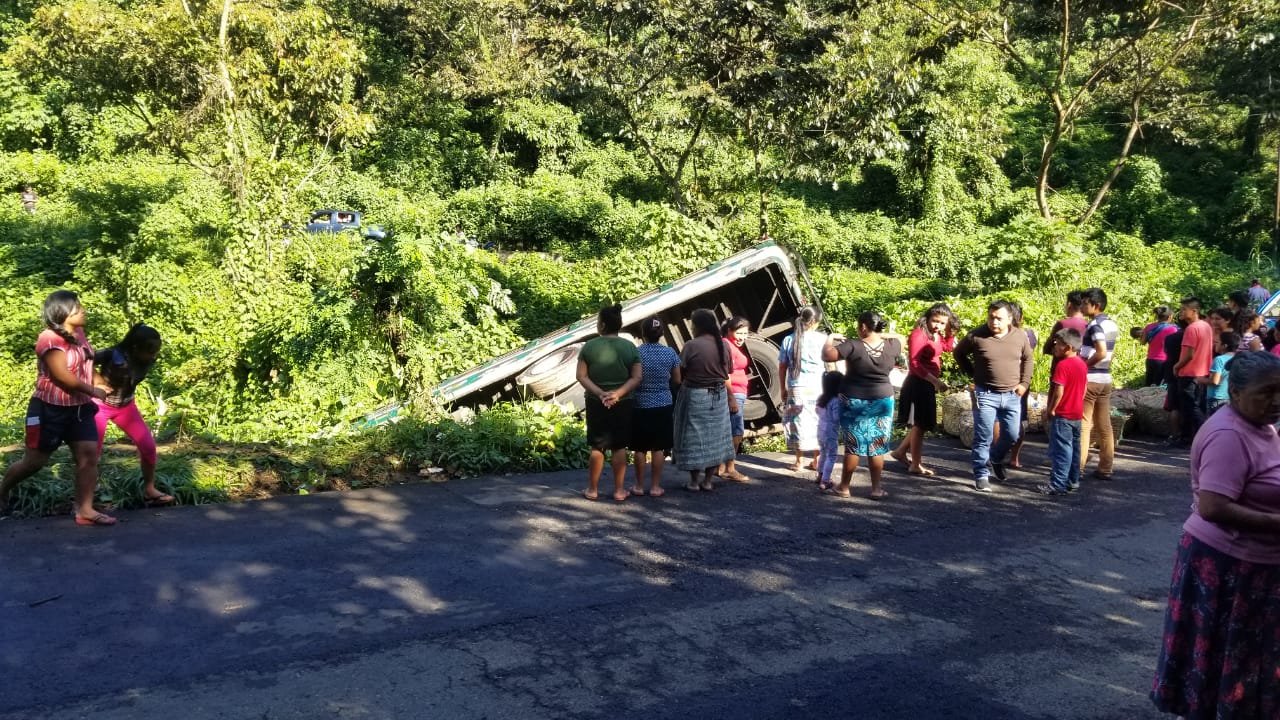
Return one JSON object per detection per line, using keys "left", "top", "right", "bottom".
{"left": 0, "top": 290, "right": 112, "bottom": 525}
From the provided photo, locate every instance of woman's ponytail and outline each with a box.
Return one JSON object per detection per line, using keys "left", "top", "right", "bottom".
{"left": 858, "top": 310, "right": 887, "bottom": 334}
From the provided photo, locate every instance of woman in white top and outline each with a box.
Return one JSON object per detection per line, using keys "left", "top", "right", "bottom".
{"left": 778, "top": 307, "right": 828, "bottom": 472}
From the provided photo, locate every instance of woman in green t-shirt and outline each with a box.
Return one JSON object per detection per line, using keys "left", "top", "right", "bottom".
{"left": 576, "top": 304, "right": 642, "bottom": 502}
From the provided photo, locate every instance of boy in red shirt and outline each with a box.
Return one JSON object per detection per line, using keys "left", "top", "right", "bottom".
{"left": 1037, "top": 328, "right": 1088, "bottom": 495}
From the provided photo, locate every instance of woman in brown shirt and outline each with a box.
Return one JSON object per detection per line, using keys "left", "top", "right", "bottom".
{"left": 672, "top": 309, "right": 736, "bottom": 492}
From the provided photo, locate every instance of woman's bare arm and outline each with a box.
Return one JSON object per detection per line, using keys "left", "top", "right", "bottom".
{"left": 44, "top": 349, "right": 106, "bottom": 400}
{"left": 1198, "top": 490, "right": 1280, "bottom": 533}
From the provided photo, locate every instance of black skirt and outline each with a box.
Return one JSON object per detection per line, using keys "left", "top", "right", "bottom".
{"left": 896, "top": 375, "right": 938, "bottom": 431}
{"left": 585, "top": 396, "right": 634, "bottom": 451}
{"left": 630, "top": 404, "right": 674, "bottom": 452}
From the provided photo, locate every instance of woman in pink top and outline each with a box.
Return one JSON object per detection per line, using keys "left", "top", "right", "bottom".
{"left": 1151, "top": 351, "right": 1280, "bottom": 718}
{"left": 1137, "top": 305, "right": 1177, "bottom": 386}
{"left": 719, "top": 316, "right": 751, "bottom": 482}
{"left": 0, "top": 290, "right": 112, "bottom": 525}
{"left": 890, "top": 303, "right": 958, "bottom": 476}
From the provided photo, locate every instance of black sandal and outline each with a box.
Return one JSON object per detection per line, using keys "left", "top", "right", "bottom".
{"left": 143, "top": 494, "right": 176, "bottom": 507}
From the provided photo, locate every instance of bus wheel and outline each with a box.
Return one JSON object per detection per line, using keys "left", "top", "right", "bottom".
{"left": 742, "top": 336, "right": 783, "bottom": 423}
{"left": 515, "top": 342, "right": 584, "bottom": 397}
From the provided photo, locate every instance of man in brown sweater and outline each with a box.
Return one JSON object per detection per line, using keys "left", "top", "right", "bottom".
{"left": 954, "top": 300, "right": 1035, "bottom": 492}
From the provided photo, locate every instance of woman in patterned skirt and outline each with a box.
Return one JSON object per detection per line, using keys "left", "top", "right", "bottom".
{"left": 824, "top": 311, "right": 901, "bottom": 500}
{"left": 672, "top": 309, "right": 735, "bottom": 492}
{"left": 1151, "top": 350, "right": 1280, "bottom": 718}
{"left": 778, "top": 307, "right": 827, "bottom": 473}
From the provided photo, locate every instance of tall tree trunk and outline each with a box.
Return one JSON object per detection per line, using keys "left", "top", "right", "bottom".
{"left": 1243, "top": 107, "right": 1262, "bottom": 158}
{"left": 620, "top": 104, "right": 706, "bottom": 217}
{"left": 1079, "top": 96, "right": 1143, "bottom": 226}
{"left": 1274, "top": 141, "right": 1280, "bottom": 249}
{"left": 1036, "top": 99, "right": 1066, "bottom": 220}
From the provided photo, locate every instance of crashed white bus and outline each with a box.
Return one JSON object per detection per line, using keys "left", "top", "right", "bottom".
{"left": 433, "top": 241, "right": 825, "bottom": 434}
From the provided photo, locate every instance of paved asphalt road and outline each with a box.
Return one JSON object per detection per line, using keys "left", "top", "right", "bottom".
{"left": 1, "top": 435, "right": 1189, "bottom": 720}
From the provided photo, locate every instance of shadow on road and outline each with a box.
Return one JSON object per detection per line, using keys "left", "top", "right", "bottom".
{"left": 0, "top": 435, "right": 1182, "bottom": 719}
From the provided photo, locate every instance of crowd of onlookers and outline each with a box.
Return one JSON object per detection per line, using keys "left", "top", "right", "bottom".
{"left": 1139, "top": 286, "right": 1280, "bottom": 720}
{"left": 574, "top": 284, "right": 1280, "bottom": 501}
{"left": 1138, "top": 284, "right": 1280, "bottom": 449}
{"left": 576, "top": 302, "right": 916, "bottom": 501}
{"left": 575, "top": 282, "right": 1280, "bottom": 720}
{"left": 575, "top": 292, "right": 1118, "bottom": 501}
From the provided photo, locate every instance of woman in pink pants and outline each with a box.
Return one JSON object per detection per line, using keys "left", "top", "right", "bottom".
{"left": 93, "top": 324, "right": 172, "bottom": 506}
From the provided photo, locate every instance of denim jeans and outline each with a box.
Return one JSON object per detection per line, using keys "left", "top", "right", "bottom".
{"left": 971, "top": 387, "right": 1022, "bottom": 481}
{"left": 1047, "top": 416, "right": 1082, "bottom": 491}
{"left": 729, "top": 392, "right": 747, "bottom": 437}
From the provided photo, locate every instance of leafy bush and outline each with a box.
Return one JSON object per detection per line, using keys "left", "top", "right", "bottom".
{"left": 444, "top": 172, "right": 626, "bottom": 257}
{"left": 887, "top": 220, "right": 986, "bottom": 283}
{"left": 0, "top": 150, "right": 64, "bottom": 190}
{"left": 1103, "top": 155, "right": 1208, "bottom": 245}
{"left": 978, "top": 216, "right": 1087, "bottom": 290}
{"left": 1216, "top": 175, "right": 1275, "bottom": 264}
{"left": 813, "top": 267, "right": 962, "bottom": 333}
{"left": 498, "top": 253, "right": 605, "bottom": 338}
{"left": 497, "top": 205, "right": 734, "bottom": 338}
{"left": 567, "top": 142, "right": 666, "bottom": 202}
{"left": 761, "top": 197, "right": 858, "bottom": 267}
{"left": 375, "top": 400, "right": 588, "bottom": 476}
{"left": 597, "top": 205, "right": 736, "bottom": 299}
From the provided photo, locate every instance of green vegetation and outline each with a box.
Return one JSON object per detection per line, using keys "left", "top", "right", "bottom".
{"left": 0, "top": 0, "right": 1277, "bottom": 513}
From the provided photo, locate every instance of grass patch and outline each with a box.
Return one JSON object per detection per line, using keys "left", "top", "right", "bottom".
{"left": 0, "top": 438, "right": 419, "bottom": 518}
{"left": 0, "top": 400, "right": 592, "bottom": 518}
{"left": 743, "top": 433, "right": 788, "bottom": 453}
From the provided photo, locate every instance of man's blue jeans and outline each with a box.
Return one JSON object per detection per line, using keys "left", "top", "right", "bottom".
{"left": 971, "top": 387, "right": 1022, "bottom": 481}
{"left": 1047, "top": 416, "right": 1082, "bottom": 491}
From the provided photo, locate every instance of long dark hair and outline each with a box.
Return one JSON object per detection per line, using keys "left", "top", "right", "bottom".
{"left": 916, "top": 303, "right": 959, "bottom": 336}
{"left": 816, "top": 370, "right": 843, "bottom": 409}
{"left": 120, "top": 323, "right": 162, "bottom": 359}
{"left": 1008, "top": 302, "right": 1025, "bottom": 329}
{"left": 1233, "top": 309, "right": 1260, "bottom": 337}
{"left": 788, "top": 306, "right": 821, "bottom": 382}
{"left": 42, "top": 290, "right": 82, "bottom": 346}
{"left": 721, "top": 315, "right": 749, "bottom": 338}
{"left": 640, "top": 315, "right": 664, "bottom": 344}
{"left": 691, "top": 308, "right": 729, "bottom": 377}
